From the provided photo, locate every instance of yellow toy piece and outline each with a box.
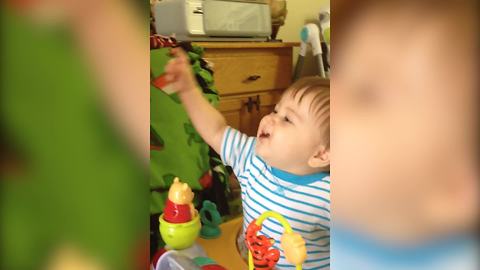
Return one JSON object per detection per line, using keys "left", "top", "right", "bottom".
{"left": 159, "top": 213, "right": 201, "bottom": 250}
{"left": 281, "top": 232, "right": 307, "bottom": 265}
{"left": 248, "top": 211, "right": 307, "bottom": 270}
{"left": 168, "top": 177, "right": 196, "bottom": 217}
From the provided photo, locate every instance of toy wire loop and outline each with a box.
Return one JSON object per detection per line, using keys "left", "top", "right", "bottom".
{"left": 247, "top": 211, "right": 303, "bottom": 270}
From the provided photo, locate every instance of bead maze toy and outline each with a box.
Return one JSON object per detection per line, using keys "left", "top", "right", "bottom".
{"left": 246, "top": 211, "right": 307, "bottom": 270}
{"left": 157, "top": 177, "right": 307, "bottom": 270}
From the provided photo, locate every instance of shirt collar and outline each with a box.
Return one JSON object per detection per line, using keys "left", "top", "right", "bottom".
{"left": 331, "top": 224, "right": 476, "bottom": 264}
{"left": 271, "top": 167, "right": 329, "bottom": 185}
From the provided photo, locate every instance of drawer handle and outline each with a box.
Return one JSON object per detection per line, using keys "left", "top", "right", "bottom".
{"left": 243, "top": 95, "right": 261, "bottom": 113}
{"left": 255, "top": 95, "right": 260, "bottom": 111}
{"left": 246, "top": 75, "right": 261, "bottom": 81}
{"left": 244, "top": 97, "right": 253, "bottom": 113}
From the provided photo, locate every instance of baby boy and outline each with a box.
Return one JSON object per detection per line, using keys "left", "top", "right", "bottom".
{"left": 164, "top": 48, "right": 330, "bottom": 269}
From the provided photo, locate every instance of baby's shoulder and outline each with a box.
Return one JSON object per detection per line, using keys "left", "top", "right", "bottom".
{"left": 294, "top": 178, "right": 331, "bottom": 201}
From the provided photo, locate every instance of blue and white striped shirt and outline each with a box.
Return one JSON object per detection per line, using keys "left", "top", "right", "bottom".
{"left": 221, "top": 127, "right": 331, "bottom": 270}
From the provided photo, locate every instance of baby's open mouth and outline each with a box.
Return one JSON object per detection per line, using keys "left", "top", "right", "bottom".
{"left": 258, "top": 131, "right": 270, "bottom": 139}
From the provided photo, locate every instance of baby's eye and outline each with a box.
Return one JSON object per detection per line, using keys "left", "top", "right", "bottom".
{"left": 272, "top": 109, "right": 278, "bottom": 114}
{"left": 284, "top": 116, "right": 292, "bottom": 123}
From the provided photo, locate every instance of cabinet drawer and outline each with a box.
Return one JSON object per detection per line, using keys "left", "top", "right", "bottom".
{"left": 205, "top": 49, "right": 292, "bottom": 95}
{"left": 218, "top": 91, "right": 282, "bottom": 114}
{"left": 218, "top": 90, "right": 283, "bottom": 136}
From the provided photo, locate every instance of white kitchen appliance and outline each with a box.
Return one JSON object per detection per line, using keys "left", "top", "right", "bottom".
{"left": 153, "top": 0, "right": 272, "bottom": 41}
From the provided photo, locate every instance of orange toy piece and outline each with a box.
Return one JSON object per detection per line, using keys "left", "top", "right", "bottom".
{"left": 163, "top": 177, "right": 196, "bottom": 223}
{"left": 245, "top": 220, "right": 280, "bottom": 270}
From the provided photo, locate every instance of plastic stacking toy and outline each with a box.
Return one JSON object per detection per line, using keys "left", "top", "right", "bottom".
{"left": 194, "top": 257, "right": 227, "bottom": 270}
{"left": 159, "top": 177, "right": 201, "bottom": 250}
{"left": 156, "top": 250, "right": 200, "bottom": 270}
{"left": 199, "top": 200, "right": 222, "bottom": 239}
{"left": 155, "top": 250, "right": 227, "bottom": 270}
{"left": 164, "top": 177, "right": 196, "bottom": 223}
{"left": 246, "top": 211, "right": 307, "bottom": 270}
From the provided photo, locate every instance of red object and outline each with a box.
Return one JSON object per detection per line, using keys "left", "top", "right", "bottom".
{"left": 245, "top": 220, "right": 280, "bottom": 270}
{"left": 150, "top": 145, "right": 163, "bottom": 151}
{"left": 163, "top": 198, "right": 192, "bottom": 223}
{"left": 150, "top": 34, "right": 177, "bottom": 49}
{"left": 199, "top": 170, "right": 213, "bottom": 189}
{"left": 150, "top": 248, "right": 167, "bottom": 269}
{"left": 152, "top": 74, "right": 169, "bottom": 90}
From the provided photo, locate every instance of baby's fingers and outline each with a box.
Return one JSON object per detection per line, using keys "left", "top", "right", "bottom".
{"left": 169, "top": 47, "right": 189, "bottom": 64}
{"left": 164, "top": 59, "right": 184, "bottom": 78}
{"left": 164, "top": 60, "right": 177, "bottom": 75}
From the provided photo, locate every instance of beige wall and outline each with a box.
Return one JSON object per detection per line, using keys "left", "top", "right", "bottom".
{"left": 277, "top": 0, "right": 330, "bottom": 77}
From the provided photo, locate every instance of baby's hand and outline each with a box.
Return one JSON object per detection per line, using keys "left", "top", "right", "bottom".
{"left": 163, "top": 48, "right": 199, "bottom": 95}
{"left": 281, "top": 232, "right": 307, "bottom": 265}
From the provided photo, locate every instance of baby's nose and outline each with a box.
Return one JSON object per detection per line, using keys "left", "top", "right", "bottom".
{"left": 263, "top": 114, "right": 276, "bottom": 126}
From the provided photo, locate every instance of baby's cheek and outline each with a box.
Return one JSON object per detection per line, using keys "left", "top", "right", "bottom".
{"left": 290, "top": 132, "right": 315, "bottom": 159}
{"left": 280, "top": 129, "right": 300, "bottom": 145}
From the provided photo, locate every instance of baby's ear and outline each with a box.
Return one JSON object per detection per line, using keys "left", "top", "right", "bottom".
{"left": 308, "top": 144, "right": 330, "bottom": 168}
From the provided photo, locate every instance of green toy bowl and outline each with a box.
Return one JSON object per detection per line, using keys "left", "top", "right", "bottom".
{"left": 159, "top": 213, "right": 201, "bottom": 250}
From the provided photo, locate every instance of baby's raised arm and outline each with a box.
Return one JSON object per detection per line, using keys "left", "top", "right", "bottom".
{"left": 164, "top": 48, "right": 226, "bottom": 154}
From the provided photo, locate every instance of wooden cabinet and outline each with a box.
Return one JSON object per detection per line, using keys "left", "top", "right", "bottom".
{"left": 195, "top": 42, "right": 298, "bottom": 136}
{"left": 217, "top": 90, "right": 283, "bottom": 135}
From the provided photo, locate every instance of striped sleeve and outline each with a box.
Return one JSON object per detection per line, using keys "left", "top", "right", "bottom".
{"left": 220, "top": 127, "right": 256, "bottom": 177}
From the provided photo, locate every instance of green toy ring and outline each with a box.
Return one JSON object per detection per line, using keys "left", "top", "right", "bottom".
{"left": 199, "top": 200, "right": 222, "bottom": 239}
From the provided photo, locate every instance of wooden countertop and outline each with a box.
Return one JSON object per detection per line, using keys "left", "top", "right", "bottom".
{"left": 193, "top": 41, "right": 300, "bottom": 49}
{"left": 197, "top": 216, "right": 247, "bottom": 270}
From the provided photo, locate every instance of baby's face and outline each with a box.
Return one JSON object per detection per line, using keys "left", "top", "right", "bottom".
{"left": 255, "top": 91, "right": 327, "bottom": 174}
